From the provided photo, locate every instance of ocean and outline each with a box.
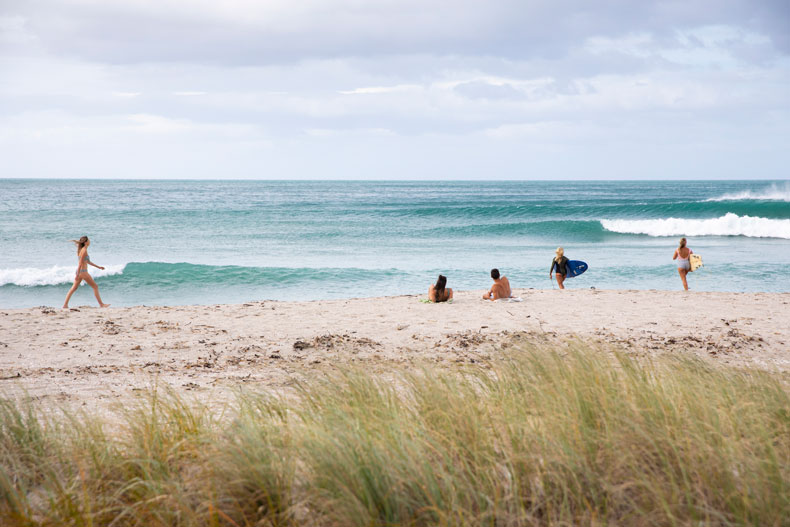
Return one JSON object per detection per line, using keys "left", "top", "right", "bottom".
{"left": 1, "top": 180, "right": 789, "bottom": 308}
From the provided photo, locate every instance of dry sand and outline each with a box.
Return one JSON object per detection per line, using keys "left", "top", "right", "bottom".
{"left": 1, "top": 289, "right": 788, "bottom": 408}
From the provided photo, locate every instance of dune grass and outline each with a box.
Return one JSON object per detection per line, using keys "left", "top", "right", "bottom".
{"left": 1, "top": 344, "right": 788, "bottom": 526}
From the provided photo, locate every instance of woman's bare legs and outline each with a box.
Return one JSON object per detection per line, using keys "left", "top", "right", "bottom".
{"left": 678, "top": 268, "right": 689, "bottom": 291}
{"left": 83, "top": 274, "right": 110, "bottom": 307}
{"left": 556, "top": 274, "right": 566, "bottom": 289}
{"left": 62, "top": 275, "right": 82, "bottom": 308}
{"left": 63, "top": 273, "right": 109, "bottom": 308}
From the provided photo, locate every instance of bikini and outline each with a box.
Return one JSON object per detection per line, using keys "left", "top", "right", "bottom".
{"left": 79, "top": 252, "right": 91, "bottom": 274}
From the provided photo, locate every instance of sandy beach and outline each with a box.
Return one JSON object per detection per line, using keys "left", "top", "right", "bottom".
{"left": 1, "top": 289, "right": 788, "bottom": 407}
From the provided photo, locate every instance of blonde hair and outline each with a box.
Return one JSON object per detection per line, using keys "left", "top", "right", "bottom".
{"left": 554, "top": 247, "right": 564, "bottom": 263}
{"left": 70, "top": 236, "right": 89, "bottom": 255}
{"left": 679, "top": 238, "right": 687, "bottom": 249}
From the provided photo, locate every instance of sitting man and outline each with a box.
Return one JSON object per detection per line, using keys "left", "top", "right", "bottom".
{"left": 482, "top": 268, "right": 512, "bottom": 300}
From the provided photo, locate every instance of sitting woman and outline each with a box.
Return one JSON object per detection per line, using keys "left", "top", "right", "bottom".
{"left": 428, "top": 274, "right": 453, "bottom": 303}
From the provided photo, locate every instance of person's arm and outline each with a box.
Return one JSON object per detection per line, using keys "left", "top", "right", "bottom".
{"left": 491, "top": 284, "right": 504, "bottom": 300}
{"left": 447, "top": 288, "right": 453, "bottom": 300}
{"left": 482, "top": 288, "right": 492, "bottom": 300}
{"left": 88, "top": 261, "right": 105, "bottom": 270}
{"left": 549, "top": 260, "right": 555, "bottom": 277}
{"left": 672, "top": 249, "right": 678, "bottom": 260}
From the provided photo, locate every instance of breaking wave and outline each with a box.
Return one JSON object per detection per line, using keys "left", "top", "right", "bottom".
{"left": 600, "top": 213, "right": 790, "bottom": 239}
{"left": 0, "top": 262, "right": 407, "bottom": 289}
{"left": 705, "top": 183, "right": 790, "bottom": 202}
{"left": 0, "top": 264, "right": 126, "bottom": 287}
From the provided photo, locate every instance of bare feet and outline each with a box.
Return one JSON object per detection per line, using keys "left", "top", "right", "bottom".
{"left": 100, "top": 303, "right": 111, "bottom": 308}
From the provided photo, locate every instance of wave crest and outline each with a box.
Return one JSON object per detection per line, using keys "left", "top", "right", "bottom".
{"left": 600, "top": 213, "right": 790, "bottom": 239}
{"left": 0, "top": 262, "right": 404, "bottom": 289}
{"left": 0, "top": 264, "right": 125, "bottom": 287}
{"left": 705, "top": 183, "right": 790, "bottom": 202}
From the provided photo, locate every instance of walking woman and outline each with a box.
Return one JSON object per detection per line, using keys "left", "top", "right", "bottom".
{"left": 672, "top": 237, "right": 693, "bottom": 291}
{"left": 550, "top": 247, "right": 570, "bottom": 289}
{"left": 63, "top": 236, "right": 110, "bottom": 308}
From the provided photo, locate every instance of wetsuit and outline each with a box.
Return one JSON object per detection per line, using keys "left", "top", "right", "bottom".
{"left": 550, "top": 256, "right": 569, "bottom": 276}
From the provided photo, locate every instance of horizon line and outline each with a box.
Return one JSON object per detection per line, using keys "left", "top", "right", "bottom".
{"left": 2, "top": 177, "right": 788, "bottom": 183}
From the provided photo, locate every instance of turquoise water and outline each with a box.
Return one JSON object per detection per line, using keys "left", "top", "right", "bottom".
{"left": 1, "top": 180, "right": 789, "bottom": 307}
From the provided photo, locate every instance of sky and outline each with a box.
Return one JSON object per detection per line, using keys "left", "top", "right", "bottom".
{"left": 1, "top": 0, "right": 789, "bottom": 180}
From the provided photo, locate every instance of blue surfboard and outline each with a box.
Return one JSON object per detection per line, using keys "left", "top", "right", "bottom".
{"left": 566, "top": 260, "right": 588, "bottom": 278}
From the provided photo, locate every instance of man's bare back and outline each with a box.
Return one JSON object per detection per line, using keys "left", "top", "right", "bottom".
{"left": 483, "top": 269, "right": 512, "bottom": 300}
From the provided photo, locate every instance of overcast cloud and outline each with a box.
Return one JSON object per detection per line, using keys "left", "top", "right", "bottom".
{"left": 1, "top": 0, "right": 789, "bottom": 179}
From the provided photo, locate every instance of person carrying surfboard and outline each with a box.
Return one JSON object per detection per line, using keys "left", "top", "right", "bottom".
{"left": 672, "top": 237, "right": 693, "bottom": 291}
{"left": 550, "top": 247, "right": 570, "bottom": 289}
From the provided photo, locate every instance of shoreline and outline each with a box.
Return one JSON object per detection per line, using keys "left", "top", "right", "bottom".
{"left": 1, "top": 289, "right": 788, "bottom": 408}
{"left": 5, "top": 284, "right": 790, "bottom": 310}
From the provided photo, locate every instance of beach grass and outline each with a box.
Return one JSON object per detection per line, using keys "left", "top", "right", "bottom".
{"left": 1, "top": 344, "right": 788, "bottom": 526}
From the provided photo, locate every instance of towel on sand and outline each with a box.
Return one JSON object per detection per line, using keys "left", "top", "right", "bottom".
{"left": 420, "top": 298, "right": 453, "bottom": 304}
{"left": 495, "top": 297, "right": 523, "bottom": 302}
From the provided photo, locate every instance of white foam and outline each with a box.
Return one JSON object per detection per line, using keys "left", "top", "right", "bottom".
{"left": 705, "top": 183, "right": 790, "bottom": 202}
{"left": 600, "top": 213, "right": 790, "bottom": 239}
{"left": 0, "top": 264, "right": 125, "bottom": 287}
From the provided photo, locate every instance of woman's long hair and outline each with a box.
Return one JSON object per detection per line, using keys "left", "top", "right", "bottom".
{"left": 434, "top": 274, "right": 447, "bottom": 302}
{"left": 679, "top": 238, "right": 688, "bottom": 256}
{"left": 554, "top": 247, "right": 564, "bottom": 263}
{"left": 70, "top": 236, "right": 89, "bottom": 255}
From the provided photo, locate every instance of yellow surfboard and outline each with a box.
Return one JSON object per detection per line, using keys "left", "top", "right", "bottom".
{"left": 690, "top": 254, "right": 703, "bottom": 272}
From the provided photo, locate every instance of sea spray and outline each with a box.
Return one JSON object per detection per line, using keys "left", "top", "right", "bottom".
{"left": 704, "top": 182, "right": 790, "bottom": 202}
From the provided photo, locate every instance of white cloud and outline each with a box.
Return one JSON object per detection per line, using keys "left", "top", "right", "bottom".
{"left": 584, "top": 25, "right": 777, "bottom": 70}
{"left": 0, "top": 0, "right": 788, "bottom": 179}
{"left": 0, "top": 15, "right": 38, "bottom": 46}
{"left": 4, "top": 0, "right": 787, "bottom": 64}
{"left": 126, "top": 113, "right": 191, "bottom": 133}
{"left": 305, "top": 127, "right": 395, "bottom": 137}
{"left": 339, "top": 84, "right": 421, "bottom": 95}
